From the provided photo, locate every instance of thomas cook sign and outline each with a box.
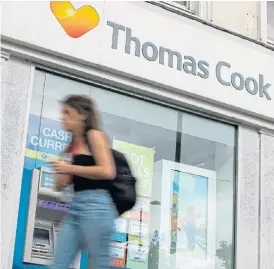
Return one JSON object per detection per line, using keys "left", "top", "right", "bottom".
{"left": 107, "top": 21, "right": 272, "bottom": 100}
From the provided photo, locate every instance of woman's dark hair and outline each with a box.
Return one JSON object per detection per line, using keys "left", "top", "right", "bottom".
{"left": 61, "top": 94, "right": 101, "bottom": 153}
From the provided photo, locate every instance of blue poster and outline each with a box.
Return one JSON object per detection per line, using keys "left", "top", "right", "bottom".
{"left": 171, "top": 170, "right": 208, "bottom": 260}
{"left": 24, "top": 114, "right": 72, "bottom": 169}
{"left": 111, "top": 232, "right": 128, "bottom": 243}
{"left": 40, "top": 171, "right": 55, "bottom": 189}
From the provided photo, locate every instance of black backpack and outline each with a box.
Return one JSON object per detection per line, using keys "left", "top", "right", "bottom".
{"left": 83, "top": 132, "right": 137, "bottom": 216}
{"left": 109, "top": 149, "right": 137, "bottom": 216}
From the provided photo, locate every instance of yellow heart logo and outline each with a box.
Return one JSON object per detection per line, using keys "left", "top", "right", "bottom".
{"left": 50, "top": 1, "right": 100, "bottom": 38}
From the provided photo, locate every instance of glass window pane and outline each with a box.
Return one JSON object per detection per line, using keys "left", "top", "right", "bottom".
{"left": 181, "top": 114, "right": 235, "bottom": 269}
{"left": 89, "top": 86, "right": 179, "bottom": 132}
{"left": 150, "top": 113, "right": 235, "bottom": 269}
{"left": 89, "top": 87, "right": 179, "bottom": 163}
{"left": 29, "top": 70, "right": 46, "bottom": 116}
{"left": 41, "top": 73, "right": 92, "bottom": 120}
{"left": 25, "top": 71, "right": 235, "bottom": 269}
{"left": 267, "top": 1, "right": 274, "bottom": 41}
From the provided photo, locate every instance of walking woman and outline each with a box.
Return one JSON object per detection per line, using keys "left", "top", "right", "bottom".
{"left": 50, "top": 95, "right": 117, "bottom": 269}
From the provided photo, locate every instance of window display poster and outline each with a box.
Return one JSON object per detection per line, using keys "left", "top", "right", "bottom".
{"left": 24, "top": 114, "right": 71, "bottom": 170}
{"left": 170, "top": 172, "right": 179, "bottom": 254}
{"left": 171, "top": 170, "right": 209, "bottom": 266}
{"left": 126, "top": 244, "right": 149, "bottom": 269}
{"left": 40, "top": 171, "right": 55, "bottom": 189}
{"left": 112, "top": 139, "right": 155, "bottom": 198}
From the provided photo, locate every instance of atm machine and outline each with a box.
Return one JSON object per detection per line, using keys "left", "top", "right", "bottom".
{"left": 24, "top": 167, "right": 81, "bottom": 268}
{"left": 31, "top": 219, "right": 54, "bottom": 261}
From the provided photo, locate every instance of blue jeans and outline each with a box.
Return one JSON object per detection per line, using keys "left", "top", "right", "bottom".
{"left": 51, "top": 189, "right": 116, "bottom": 269}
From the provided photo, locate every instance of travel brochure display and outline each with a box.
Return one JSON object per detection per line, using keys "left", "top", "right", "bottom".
{"left": 110, "top": 241, "right": 127, "bottom": 268}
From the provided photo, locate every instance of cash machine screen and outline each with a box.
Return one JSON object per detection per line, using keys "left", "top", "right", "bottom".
{"left": 33, "top": 228, "right": 50, "bottom": 245}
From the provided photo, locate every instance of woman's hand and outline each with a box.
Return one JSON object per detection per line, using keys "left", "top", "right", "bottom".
{"left": 55, "top": 174, "right": 72, "bottom": 192}
{"left": 51, "top": 161, "right": 73, "bottom": 191}
{"left": 50, "top": 161, "right": 73, "bottom": 175}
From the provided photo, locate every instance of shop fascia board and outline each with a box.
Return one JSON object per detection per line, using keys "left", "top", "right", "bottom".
{"left": 259, "top": 129, "right": 274, "bottom": 137}
{"left": 2, "top": 40, "right": 273, "bottom": 131}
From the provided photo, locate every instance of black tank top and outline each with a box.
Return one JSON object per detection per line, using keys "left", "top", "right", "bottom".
{"left": 72, "top": 154, "right": 110, "bottom": 192}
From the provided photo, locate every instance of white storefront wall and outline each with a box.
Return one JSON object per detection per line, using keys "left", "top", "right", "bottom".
{"left": 1, "top": 2, "right": 274, "bottom": 269}
{"left": 1, "top": 1, "right": 274, "bottom": 124}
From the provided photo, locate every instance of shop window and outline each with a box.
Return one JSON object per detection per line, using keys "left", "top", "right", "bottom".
{"left": 267, "top": 1, "right": 274, "bottom": 44}
{"left": 159, "top": 1, "right": 199, "bottom": 14}
{"left": 17, "top": 69, "right": 236, "bottom": 269}
{"left": 148, "top": 1, "right": 212, "bottom": 21}
{"left": 166, "top": 1, "right": 191, "bottom": 11}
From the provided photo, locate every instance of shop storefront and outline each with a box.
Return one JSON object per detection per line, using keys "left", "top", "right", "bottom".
{"left": 13, "top": 69, "right": 237, "bottom": 269}
{"left": 1, "top": 2, "right": 273, "bottom": 269}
